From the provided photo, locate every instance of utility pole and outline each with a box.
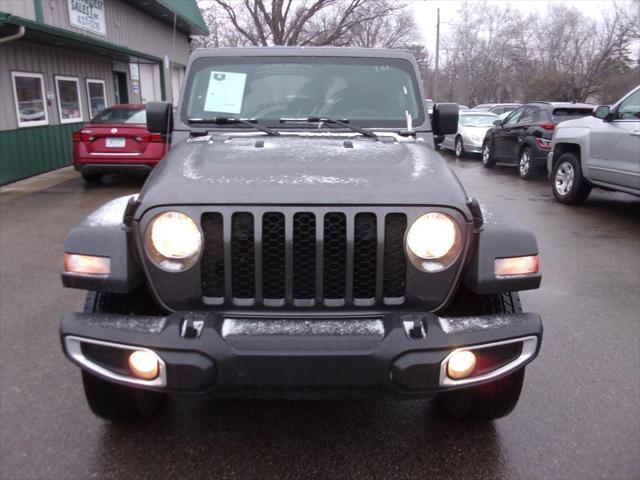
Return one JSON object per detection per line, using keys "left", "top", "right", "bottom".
{"left": 434, "top": 7, "right": 440, "bottom": 101}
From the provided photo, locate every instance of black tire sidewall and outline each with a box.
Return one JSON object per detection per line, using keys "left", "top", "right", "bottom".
{"left": 518, "top": 147, "right": 534, "bottom": 179}
{"left": 455, "top": 136, "right": 464, "bottom": 158}
{"left": 482, "top": 141, "right": 495, "bottom": 167}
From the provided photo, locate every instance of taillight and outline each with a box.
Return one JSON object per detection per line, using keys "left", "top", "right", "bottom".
{"left": 540, "top": 123, "right": 555, "bottom": 130}
{"left": 72, "top": 131, "right": 82, "bottom": 142}
{"left": 535, "top": 138, "right": 552, "bottom": 150}
{"left": 150, "top": 133, "right": 164, "bottom": 143}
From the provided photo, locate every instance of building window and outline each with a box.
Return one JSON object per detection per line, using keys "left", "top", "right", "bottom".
{"left": 55, "top": 76, "right": 83, "bottom": 123}
{"left": 11, "top": 72, "right": 49, "bottom": 128}
{"left": 86, "top": 79, "right": 107, "bottom": 118}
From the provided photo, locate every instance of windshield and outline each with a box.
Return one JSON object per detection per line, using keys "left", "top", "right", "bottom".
{"left": 92, "top": 108, "right": 146, "bottom": 124}
{"left": 183, "top": 56, "right": 423, "bottom": 128}
{"left": 551, "top": 108, "right": 593, "bottom": 123}
{"left": 460, "top": 114, "right": 496, "bottom": 127}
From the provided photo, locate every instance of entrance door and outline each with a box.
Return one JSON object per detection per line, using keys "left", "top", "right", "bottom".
{"left": 113, "top": 71, "right": 128, "bottom": 104}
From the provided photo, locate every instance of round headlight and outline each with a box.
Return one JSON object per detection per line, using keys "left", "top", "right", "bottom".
{"left": 406, "top": 212, "right": 461, "bottom": 272}
{"left": 146, "top": 211, "right": 202, "bottom": 271}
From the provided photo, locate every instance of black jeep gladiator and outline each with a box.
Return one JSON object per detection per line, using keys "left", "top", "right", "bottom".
{"left": 60, "top": 47, "right": 543, "bottom": 422}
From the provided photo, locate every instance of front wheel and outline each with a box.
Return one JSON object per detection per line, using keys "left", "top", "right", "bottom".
{"left": 551, "top": 153, "right": 591, "bottom": 204}
{"left": 439, "top": 368, "right": 525, "bottom": 421}
{"left": 438, "top": 290, "right": 526, "bottom": 420}
{"left": 482, "top": 141, "right": 495, "bottom": 167}
{"left": 81, "top": 290, "right": 165, "bottom": 421}
{"left": 82, "top": 371, "right": 164, "bottom": 422}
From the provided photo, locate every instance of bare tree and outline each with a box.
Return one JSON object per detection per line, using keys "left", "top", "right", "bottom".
{"left": 198, "top": 0, "right": 408, "bottom": 47}
{"left": 348, "top": 1, "right": 420, "bottom": 48}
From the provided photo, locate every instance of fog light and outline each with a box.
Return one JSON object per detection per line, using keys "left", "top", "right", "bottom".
{"left": 128, "top": 350, "right": 159, "bottom": 380}
{"left": 447, "top": 350, "right": 477, "bottom": 379}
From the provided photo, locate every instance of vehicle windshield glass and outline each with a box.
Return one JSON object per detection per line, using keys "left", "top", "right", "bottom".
{"left": 183, "top": 56, "right": 424, "bottom": 128}
{"left": 460, "top": 114, "right": 496, "bottom": 126}
{"left": 92, "top": 108, "right": 146, "bottom": 124}
{"left": 551, "top": 108, "right": 593, "bottom": 122}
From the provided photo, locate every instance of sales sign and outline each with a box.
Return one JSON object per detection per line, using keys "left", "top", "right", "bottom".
{"left": 68, "top": 0, "right": 107, "bottom": 36}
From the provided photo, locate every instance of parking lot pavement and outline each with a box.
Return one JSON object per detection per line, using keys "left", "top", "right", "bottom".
{"left": 1, "top": 158, "right": 639, "bottom": 480}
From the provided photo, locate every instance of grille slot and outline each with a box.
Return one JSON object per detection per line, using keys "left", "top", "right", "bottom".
{"left": 231, "top": 212, "right": 255, "bottom": 299}
{"left": 201, "top": 210, "right": 406, "bottom": 306}
{"left": 292, "top": 212, "right": 316, "bottom": 301}
{"left": 201, "top": 213, "right": 224, "bottom": 298}
{"left": 323, "top": 213, "right": 347, "bottom": 300}
{"left": 262, "top": 212, "right": 286, "bottom": 300}
{"left": 383, "top": 213, "right": 407, "bottom": 298}
{"left": 353, "top": 213, "right": 378, "bottom": 301}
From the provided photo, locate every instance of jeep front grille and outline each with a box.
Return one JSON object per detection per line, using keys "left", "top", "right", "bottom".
{"left": 200, "top": 210, "right": 407, "bottom": 307}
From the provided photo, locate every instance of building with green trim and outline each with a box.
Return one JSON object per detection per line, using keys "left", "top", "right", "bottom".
{"left": 0, "top": 0, "right": 207, "bottom": 185}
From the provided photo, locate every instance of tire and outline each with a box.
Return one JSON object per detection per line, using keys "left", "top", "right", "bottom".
{"left": 482, "top": 140, "right": 495, "bottom": 167}
{"left": 551, "top": 152, "right": 591, "bottom": 204}
{"left": 455, "top": 136, "right": 465, "bottom": 158}
{"left": 81, "top": 172, "right": 102, "bottom": 184}
{"left": 438, "top": 290, "right": 526, "bottom": 421}
{"left": 518, "top": 146, "right": 536, "bottom": 180}
{"left": 81, "top": 290, "right": 165, "bottom": 422}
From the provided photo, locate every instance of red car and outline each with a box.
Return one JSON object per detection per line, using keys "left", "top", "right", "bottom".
{"left": 72, "top": 104, "right": 169, "bottom": 183}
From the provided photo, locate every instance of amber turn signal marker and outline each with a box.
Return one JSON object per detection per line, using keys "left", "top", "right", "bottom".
{"left": 64, "top": 253, "right": 111, "bottom": 275}
{"left": 128, "top": 351, "right": 159, "bottom": 380}
{"left": 494, "top": 255, "right": 539, "bottom": 277}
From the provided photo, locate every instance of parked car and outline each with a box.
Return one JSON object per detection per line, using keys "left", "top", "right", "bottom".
{"left": 440, "top": 111, "right": 498, "bottom": 157}
{"left": 471, "top": 103, "right": 521, "bottom": 116}
{"left": 481, "top": 102, "right": 595, "bottom": 179}
{"left": 60, "top": 47, "right": 543, "bottom": 423}
{"left": 458, "top": 104, "right": 470, "bottom": 111}
{"left": 72, "top": 104, "right": 169, "bottom": 184}
{"left": 548, "top": 86, "right": 640, "bottom": 203}
{"left": 489, "top": 103, "right": 520, "bottom": 116}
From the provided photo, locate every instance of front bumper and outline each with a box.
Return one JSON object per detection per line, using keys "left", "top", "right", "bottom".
{"left": 60, "top": 311, "right": 542, "bottom": 398}
{"left": 463, "top": 140, "right": 483, "bottom": 153}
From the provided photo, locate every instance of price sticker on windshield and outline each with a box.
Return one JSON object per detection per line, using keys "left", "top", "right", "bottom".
{"left": 203, "top": 71, "right": 247, "bottom": 114}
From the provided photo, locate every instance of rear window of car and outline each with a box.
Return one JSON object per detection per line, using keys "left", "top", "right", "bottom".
{"left": 551, "top": 108, "right": 593, "bottom": 123}
{"left": 92, "top": 108, "right": 146, "bottom": 124}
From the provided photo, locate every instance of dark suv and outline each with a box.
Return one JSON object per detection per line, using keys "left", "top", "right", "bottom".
{"left": 59, "top": 48, "right": 543, "bottom": 423}
{"left": 482, "top": 102, "right": 594, "bottom": 179}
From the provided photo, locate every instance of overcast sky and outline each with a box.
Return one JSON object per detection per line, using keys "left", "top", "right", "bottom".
{"left": 411, "top": 0, "right": 621, "bottom": 53}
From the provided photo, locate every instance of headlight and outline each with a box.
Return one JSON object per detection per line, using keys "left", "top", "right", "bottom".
{"left": 469, "top": 135, "right": 482, "bottom": 143}
{"left": 406, "top": 212, "right": 461, "bottom": 272}
{"left": 145, "top": 211, "right": 202, "bottom": 271}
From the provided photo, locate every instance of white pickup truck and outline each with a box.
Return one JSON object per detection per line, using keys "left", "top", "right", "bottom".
{"left": 548, "top": 85, "right": 640, "bottom": 204}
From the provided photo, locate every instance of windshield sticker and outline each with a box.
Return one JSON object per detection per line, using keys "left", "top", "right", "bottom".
{"left": 203, "top": 71, "right": 247, "bottom": 114}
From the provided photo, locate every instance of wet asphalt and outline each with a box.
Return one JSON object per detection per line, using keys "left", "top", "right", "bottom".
{"left": 0, "top": 152, "right": 639, "bottom": 480}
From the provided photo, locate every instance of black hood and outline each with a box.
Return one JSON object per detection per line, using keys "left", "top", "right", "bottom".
{"left": 138, "top": 136, "right": 469, "bottom": 215}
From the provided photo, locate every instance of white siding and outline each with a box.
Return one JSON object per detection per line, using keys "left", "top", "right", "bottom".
{"left": 40, "top": 0, "right": 191, "bottom": 65}
{"left": 0, "top": 0, "right": 36, "bottom": 20}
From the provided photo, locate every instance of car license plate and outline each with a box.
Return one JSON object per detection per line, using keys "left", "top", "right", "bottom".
{"left": 106, "top": 137, "right": 126, "bottom": 148}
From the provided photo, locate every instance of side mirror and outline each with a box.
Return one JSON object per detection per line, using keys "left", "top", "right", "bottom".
{"left": 493, "top": 119, "right": 503, "bottom": 126}
{"left": 146, "top": 102, "right": 173, "bottom": 134}
{"left": 593, "top": 105, "right": 611, "bottom": 120}
{"left": 432, "top": 103, "right": 459, "bottom": 135}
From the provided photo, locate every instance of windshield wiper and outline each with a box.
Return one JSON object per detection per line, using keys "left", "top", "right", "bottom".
{"left": 279, "top": 117, "right": 378, "bottom": 139}
{"left": 188, "top": 117, "right": 280, "bottom": 136}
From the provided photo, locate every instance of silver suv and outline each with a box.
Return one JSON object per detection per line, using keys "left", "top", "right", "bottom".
{"left": 548, "top": 86, "right": 640, "bottom": 204}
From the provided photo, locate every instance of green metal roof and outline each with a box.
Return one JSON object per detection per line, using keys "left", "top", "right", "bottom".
{"left": 155, "top": 0, "right": 208, "bottom": 35}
